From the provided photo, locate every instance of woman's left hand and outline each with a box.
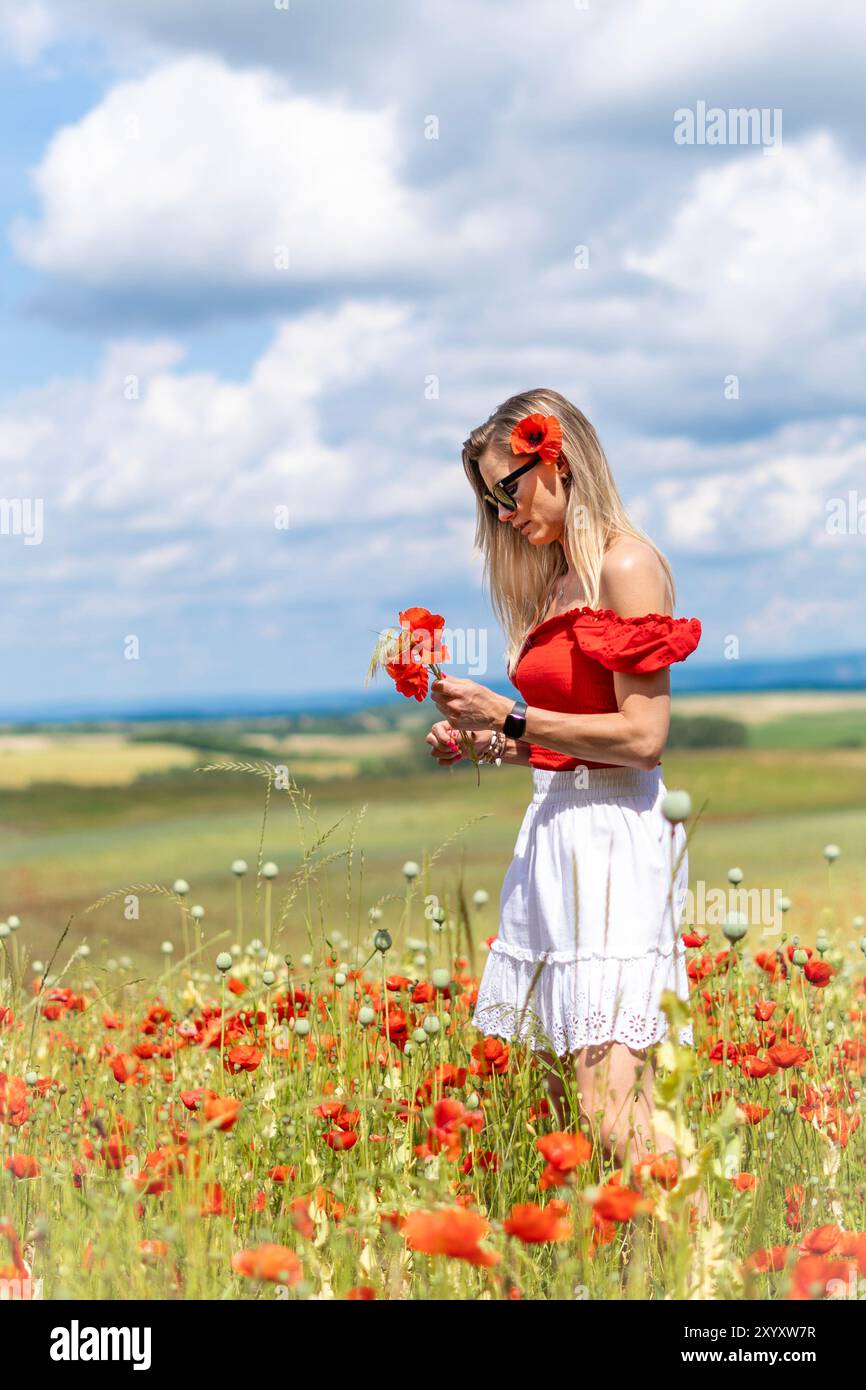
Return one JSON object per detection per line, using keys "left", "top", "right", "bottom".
{"left": 429, "top": 676, "right": 512, "bottom": 731}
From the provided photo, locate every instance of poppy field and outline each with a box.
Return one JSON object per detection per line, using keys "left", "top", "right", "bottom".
{"left": 2, "top": 761, "right": 866, "bottom": 1303}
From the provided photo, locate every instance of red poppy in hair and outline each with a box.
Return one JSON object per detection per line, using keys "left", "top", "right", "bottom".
{"left": 510, "top": 412, "right": 562, "bottom": 463}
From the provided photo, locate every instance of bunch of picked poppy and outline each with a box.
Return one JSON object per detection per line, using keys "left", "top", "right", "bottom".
{"left": 365, "top": 605, "right": 482, "bottom": 785}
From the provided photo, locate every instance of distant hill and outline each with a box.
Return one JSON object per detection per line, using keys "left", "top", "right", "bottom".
{"left": 0, "top": 649, "right": 864, "bottom": 726}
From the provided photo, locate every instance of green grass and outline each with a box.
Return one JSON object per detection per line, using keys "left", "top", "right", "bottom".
{"left": 747, "top": 711, "right": 866, "bottom": 749}
{"left": 2, "top": 746, "right": 864, "bottom": 972}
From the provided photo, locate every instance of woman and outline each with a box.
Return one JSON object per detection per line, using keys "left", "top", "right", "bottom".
{"left": 427, "top": 387, "right": 702, "bottom": 1183}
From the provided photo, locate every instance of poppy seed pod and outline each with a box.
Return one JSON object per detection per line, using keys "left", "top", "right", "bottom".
{"left": 215, "top": 952, "right": 233, "bottom": 973}
{"left": 661, "top": 789, "right": 691, "bottom": 823}
{"left": 373, "top": 929, "right": 392, "bottom": 954}
{"left": 723, "top": 913, "right": 748, "bottom": 942}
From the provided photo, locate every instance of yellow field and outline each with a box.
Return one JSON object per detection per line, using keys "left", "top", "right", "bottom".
{"left": 0, "top": 734, "right": 199, "bottom": 788}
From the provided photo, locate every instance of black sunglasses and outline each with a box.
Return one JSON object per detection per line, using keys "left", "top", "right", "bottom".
{"left": 482, "top": 457, "right": 541, "bottom": 511}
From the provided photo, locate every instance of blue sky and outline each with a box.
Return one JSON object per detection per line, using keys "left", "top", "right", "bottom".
{"left": 1, "top": 0, "right": 865, "bottom": 713}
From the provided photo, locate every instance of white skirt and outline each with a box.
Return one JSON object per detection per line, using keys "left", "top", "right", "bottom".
{"left": 472, "top": 765, "right": 694, "bottom": 1056}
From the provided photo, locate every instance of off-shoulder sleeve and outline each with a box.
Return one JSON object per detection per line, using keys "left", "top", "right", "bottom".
{"left": 574, "top": 608, "right": 702, "bottom": 674}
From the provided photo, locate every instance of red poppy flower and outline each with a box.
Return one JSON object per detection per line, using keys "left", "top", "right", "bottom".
{"left": 682, "top": 930, "right": 708, "bottom": 948}
{"left": 401, "top": 1206, "right": 500, "bottom": 1266}
{"left": 224, "top": 1044, "right": 263, "bottom": 1074}
{"left": 753, "top": 999, "right": 777, "bottom": 1021}
{"left": 397, "top": 607, "right": 449, "bottom": 665}
{"left": 510, "top": 413, "right": 563, "bottom": 463}
{"left": 804, "top": 960, "right": 834, "bottom": 987}
{"left": 589, "top": 1182, "right": 653, "bottom": 1223}
{"left": 741, "top": 1055, "right": 776, "bottom": 1079}
{"left": 503, "top": 1201, "right": 572, "bottom": 1243}
{"left": 4, "top": 1154, "right": 40, "bottom": 1180}
{"left": 767, "top": 1041, "right": 811, "bottom": 1069}
{"left": 232, "top": 1244, "right": 303, "bottom": 1285}
{"left": 203, "top": 1094, "right": 242, "bottom": 1131}
{"left": 744, "top": 1245, "right": 791, "bottom": 1274}
{"left": 385, "top": 659, "right": 430, "bottom": 702}
{"left": 323, "top": 1128, "right": 359, "bottom": 1151}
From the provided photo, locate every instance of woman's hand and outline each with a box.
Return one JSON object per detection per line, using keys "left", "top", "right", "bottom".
{"left": 426, "top": 721, "right": 492, "bottom": 765}
{"left": 429, "top": 676, "right": 512, "bottom": 732}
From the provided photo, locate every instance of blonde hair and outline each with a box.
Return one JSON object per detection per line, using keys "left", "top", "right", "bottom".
{"left": 461, "top": 387, "right": 676, "bottom": 678}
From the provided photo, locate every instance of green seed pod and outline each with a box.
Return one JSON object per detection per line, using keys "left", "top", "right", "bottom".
{"left": 215, "top": 952, "right": 233, "bottom": 973}
{"left": 661, "top": 789, "right": 691, "bottom": 823}
{"left": 431, "top": 968, "right": 451, "bottom": 989}
{"left": 373, "top": 929, "right": 392, "bottom": 954}
{"left": 723, "top": 912, "right": 748, "bottom": 942}
{"left": 422, "top": 1014, "right": 441, "bottom": 1035}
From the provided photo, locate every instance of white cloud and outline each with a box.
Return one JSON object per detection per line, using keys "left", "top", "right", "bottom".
{"left": 11, "top": 55, "right": 505, "bottom": 309}
{"left": 633, "top": 419, "right": 866, "bottom": 555}
{"left": 625, "top": 131, "right": 866, "bottom": 357}
{"left": 0, "top": 0, "right": 57, "bottom": 65}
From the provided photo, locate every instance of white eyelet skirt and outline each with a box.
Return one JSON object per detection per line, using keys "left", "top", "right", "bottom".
{"left": 471, "top": 765, "right": 694, "bottom": 1056}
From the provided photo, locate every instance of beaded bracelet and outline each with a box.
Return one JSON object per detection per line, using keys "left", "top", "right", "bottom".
{"left": 478, "top": 729, "right": 506, "bottom": 766}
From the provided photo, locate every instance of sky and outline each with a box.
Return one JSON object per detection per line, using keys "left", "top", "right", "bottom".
{"left": 1, "top": 0, "right": 865, "bottom": 713}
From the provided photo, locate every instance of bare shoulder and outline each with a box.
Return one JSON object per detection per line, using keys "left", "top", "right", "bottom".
{"left": 599, "top": 536, "right": 671, "bottom": 617}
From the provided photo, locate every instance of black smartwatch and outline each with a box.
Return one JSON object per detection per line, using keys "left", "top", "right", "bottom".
{"left": 502, "top": 698, "right": 528, "bottom": 740}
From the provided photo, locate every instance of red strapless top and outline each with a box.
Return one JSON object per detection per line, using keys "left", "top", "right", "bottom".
{"left": 508, "top": 605, "right": 703, "bottom": 771}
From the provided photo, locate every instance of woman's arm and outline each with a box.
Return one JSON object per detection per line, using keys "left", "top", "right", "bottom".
{"left": 519, "top": 669, "right": 671, "bottom": 771}
{"left": 430, "top": 541, "right": 676, "bottom": 769}
{"left": 520, "top": 541, "right": 673, "bottom": 770}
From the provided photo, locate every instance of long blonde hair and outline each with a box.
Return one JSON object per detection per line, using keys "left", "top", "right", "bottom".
{"left": 461, "top": 388, "right": 676, "bottom": 677}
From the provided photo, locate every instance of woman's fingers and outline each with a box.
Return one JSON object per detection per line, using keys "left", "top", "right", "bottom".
{"left": 427, "top": 721, "right": 463, "bottom": 763}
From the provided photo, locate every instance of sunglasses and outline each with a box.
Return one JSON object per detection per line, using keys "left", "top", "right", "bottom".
{"left": 482, "top": 457, "right": 541, "bottom": 512}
